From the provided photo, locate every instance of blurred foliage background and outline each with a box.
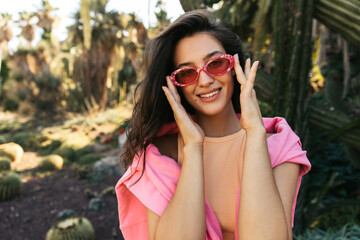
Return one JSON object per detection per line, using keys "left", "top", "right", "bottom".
{"left": 1, "top": 0, "right": 360, "bottom": 238}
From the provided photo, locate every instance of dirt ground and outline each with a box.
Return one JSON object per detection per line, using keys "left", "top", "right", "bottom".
{"left": 0, "top": 166, "right": 124, "bottom": 240}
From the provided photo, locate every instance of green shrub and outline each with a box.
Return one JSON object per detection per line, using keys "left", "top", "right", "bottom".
{"left": 297, "top": 136, "right": 360, "bottom": 232}
{"left": 46, "top": 216, "right": 95, "bottom": 240}
{"left": 0, "top": 121, "right": 29, "bottom": 133}
{"left": 77, "top": 153, "right": 102, "bottom": 166}
{"left": 0, "top": 136, "right": 8, "bottom": 144}
{"left": 314, "top": 205, "right": 360, "bottom": 230}
{"left": 39, "top": 140, "right": 62, "bottom": 156}
{"left": 295, "top": 223, "right": 360, "bottom": 240}
{"left": 74, "top": 146, "right": 93, "bottom": 160}
{"left": 3, "top": 98, "right": 19, "bottom": 112}
{"left": 0, "top": 171, "right": 21, "bottom": 201}
{"left": 12, "top": 132, "right": 43, "bottom": 151}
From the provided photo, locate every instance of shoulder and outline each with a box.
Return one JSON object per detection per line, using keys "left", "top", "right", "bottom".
{"left": 152, "top": 133, "right": 178, "bottom": 162}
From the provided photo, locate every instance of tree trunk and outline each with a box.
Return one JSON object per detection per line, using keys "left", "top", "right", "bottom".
{"left": 82, "top": 44, "right": 113, "bottom": 110}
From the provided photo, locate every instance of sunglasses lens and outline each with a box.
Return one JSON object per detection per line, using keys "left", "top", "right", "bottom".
{"left": 175, "top": 68, "right": 197, "bottom": 85}
{"left": 206, "top": 57, "right": 230, "bottom": 75}
{"left": 172, "top": 56, "right": 233, "bottom": 86}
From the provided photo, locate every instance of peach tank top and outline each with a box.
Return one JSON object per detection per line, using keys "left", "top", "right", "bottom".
{"left": 178, "top": 129, "right": 246, "bottom": 235}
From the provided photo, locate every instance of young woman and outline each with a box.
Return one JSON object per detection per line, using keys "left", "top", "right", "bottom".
{"left": 116, "top": 10, "right": 311, "bottom": 240}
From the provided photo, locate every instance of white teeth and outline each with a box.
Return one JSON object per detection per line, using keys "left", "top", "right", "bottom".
{"left": 199, "top": 89, "right": 220, "bottom": 98}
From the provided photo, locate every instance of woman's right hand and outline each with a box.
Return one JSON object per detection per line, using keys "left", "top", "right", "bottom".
{"left": 162, "top": 77, "right": 205, "bottom": 146}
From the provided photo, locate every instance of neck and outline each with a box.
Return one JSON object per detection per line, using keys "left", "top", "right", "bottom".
{"left": 195, "top": 104, "right": 241, "bottom": 137}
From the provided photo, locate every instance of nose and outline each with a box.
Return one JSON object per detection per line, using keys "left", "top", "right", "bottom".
{"left": 197, "top": 69, "right": 214, "bottom": 87}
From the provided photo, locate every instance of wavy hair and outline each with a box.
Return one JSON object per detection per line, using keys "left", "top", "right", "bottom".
{"left": 121, "top": 9, "right": 245, "bottom": 172}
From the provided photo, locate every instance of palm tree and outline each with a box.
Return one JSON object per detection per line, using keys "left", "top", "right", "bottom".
{"left": 18, "top": 11, "right": 36, "bottom": 46}
{"left": 68, "top": 0, "right": 124, "bottom": 109}
{"left": 68, "top": 0, "right": 148, "bottom": 109}
{"left": 36, "top": 0, "right": 58, "bottom": 40}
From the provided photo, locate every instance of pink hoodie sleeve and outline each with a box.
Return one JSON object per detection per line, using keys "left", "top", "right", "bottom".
{"left": 115, "top": 144, "right": 223, "bottom": 240}
{"left": 264, "top": 117, "right": 311, "bottom": 226}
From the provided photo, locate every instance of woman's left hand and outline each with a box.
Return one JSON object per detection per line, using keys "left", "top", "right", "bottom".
{"left": 233, "top": 54, "right": 265, "bottom": 132}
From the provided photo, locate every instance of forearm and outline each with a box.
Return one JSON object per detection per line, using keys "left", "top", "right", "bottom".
{"left": 155, "top": 144, "right": 206, "bottom": 240}
{"left": 238, "top": 128, "right": 288, "bottom": 240}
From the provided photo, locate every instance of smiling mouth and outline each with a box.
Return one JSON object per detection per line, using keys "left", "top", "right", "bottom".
{"left": 198, "top": 89, "right": 220, "bottom": 98}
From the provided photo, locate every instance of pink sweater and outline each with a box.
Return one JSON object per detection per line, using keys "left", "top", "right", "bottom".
{"left": 115, "top": 117, "right": 311, "bottom": 239}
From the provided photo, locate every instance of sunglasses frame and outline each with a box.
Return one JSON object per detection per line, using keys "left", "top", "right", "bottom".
{"left": 170, "top": 54, "right": 235, "bottom": 87}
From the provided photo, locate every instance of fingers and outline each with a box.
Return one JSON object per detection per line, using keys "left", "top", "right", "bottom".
{"left": 233, "top": 54, "right": 246, "bottom": 85}
{"left": 246, "top": 61, "right": 259, "bottom": 90}
{"left": 165, "top": 76, "right": 181, "bottom": 103}
{"left": 162, "top": 85, "right": 178, "bottom": 111}
{"left": 163, "top": 77, "right": 189, "bottom": 121}
{"left": 234, "top": 54, "right": 259, "bottom": 96}
{"left": 245, "top": 58, "right": 251, "bottom": 79}
{"left": 163, "top": 78, "right": 180, "bottom": 111}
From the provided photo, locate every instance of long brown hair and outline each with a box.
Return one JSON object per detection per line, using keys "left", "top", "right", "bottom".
{"left": 121, "top": 9, "right": 245, "bottom": 175}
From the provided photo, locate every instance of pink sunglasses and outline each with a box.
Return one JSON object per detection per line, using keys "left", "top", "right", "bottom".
{"left": 170, "top": 54, "right": 235, "bottom": 87}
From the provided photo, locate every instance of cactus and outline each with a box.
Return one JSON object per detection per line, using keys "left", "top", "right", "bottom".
{"left": 77, "top": 153, "right": 101, "bottom": 166}
{"left": 55, "top": 147, "right": 76, "bottom": 162}
{"left": 0, "top": 171, "right": 21, "bottom": 201}
{"left": 38, "top": 155, "right": 63, "bottom": 171}
{"left": 314, "top": 0, "right": 360, "bottom": 49}
{"left": 0, "top": 158, "right": 11, "bottom": 171}
{"left": 101, "top": 186, "right": 115, "bottom": 196}
{"left": 88, "top": 197, "right": 105, "bottom": 211}
{"left": 46, "top": 216, "right": 95, "bottom": 240}
{"left": 0, "top": 142, "right": 24, "bottom": 162}
{"left": 74, "top": 165, "right": 92, "bottom": 180}
{"left": 56, "top": 209, "right": 78, "bottom": 221}
{"left": 254, "top": 70, "right": 360, "bottom": 150}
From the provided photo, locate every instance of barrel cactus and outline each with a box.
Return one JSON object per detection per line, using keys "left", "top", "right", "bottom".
{"left": 0, "top": 158, "right": 11, "bottom": 171}
{"left": 0, "top": 171, "right": 21, "bottom": 201}
{"left": 38, "top": 155, "right": 64, "bottom": 171}
{"left": 0, "top": 142, "right": 24, "bottom": 162}
{"left": 46, "top": 216, "right": 95, "bottom": 240}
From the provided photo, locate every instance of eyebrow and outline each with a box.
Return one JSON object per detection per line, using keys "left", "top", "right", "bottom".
{"left": 176, "top": 50, "right": 224, "bottom": 69}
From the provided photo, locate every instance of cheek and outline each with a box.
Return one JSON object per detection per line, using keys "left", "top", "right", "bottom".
{"left": 181, "top": 86, "right": 196, "bottom": 102}
{"left": 225, "top": 74, "right": 235, "bottom": 94}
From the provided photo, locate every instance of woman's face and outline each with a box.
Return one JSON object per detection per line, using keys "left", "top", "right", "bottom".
{"left": 173, "top": 32, "right": 234, "bottom": 117}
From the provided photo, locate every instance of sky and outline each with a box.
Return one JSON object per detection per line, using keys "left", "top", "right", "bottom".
{"left": 1, "top": 0, "right": 184, "bottom": 50}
